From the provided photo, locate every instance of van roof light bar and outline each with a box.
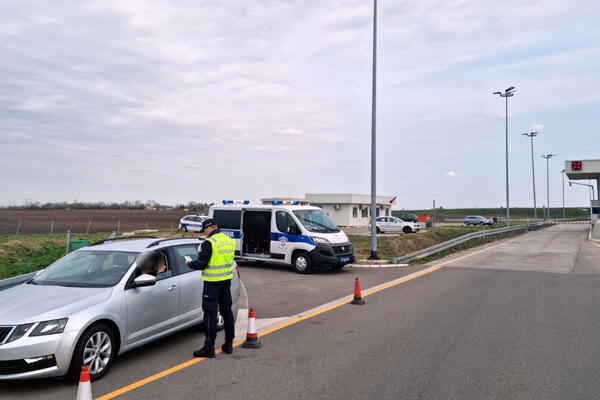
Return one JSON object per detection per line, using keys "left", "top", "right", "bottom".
{"left": 222, "top": 200, "right": 250, "bottom": 205}
{"left": 272, "top": 200, "right": 300, "bottom": 205}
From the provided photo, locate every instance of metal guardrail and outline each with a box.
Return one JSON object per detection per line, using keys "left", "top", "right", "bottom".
{"left": 391, "top": 223, "right": 551, "bottom": 264}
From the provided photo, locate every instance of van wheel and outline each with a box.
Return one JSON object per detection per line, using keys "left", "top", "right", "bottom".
{"left": 180, "top": 225, "right": 187, "bottom": 232}
{"left": 68, "top": 322, "right": 116, "bottom": 381}
{"left": 403, "top": 226, "right": 412, "bottom": 234}
{"left": 293, "top": 252, "right": 312, "bottom": 274}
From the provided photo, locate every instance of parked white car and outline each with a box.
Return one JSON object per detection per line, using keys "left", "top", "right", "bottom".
{"left": 463, "top": 215, "right": 494, "bottom": 226}
{"left": 369, "top": 217, "right": 420, "bottom": 234}
{"left": 178, "top": 215, "right": 207, "bottom": 232}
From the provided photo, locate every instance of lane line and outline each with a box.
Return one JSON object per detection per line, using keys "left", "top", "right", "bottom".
{"left": 96, "top": 265, "right": 441, "bottom": 400}
{"left": 591, "top": 242, "right": 600, "bottom": 249}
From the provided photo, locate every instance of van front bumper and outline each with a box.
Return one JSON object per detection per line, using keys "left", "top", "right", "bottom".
{"left": 309, "top": 243, "right": 355, "bottom": 269}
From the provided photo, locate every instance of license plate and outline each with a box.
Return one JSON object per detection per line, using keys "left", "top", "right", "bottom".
{"left": 340, "top": 257, "right": 350, "bottom": 263}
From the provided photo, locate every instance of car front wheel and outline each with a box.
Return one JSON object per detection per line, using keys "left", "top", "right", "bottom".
{"left": 403, "top": 226, "right": 412, "bottom": 234}
{"left": 180, "top": 225, "right": 187, "bottom": 232}
{"left": 69, "top": 322, "right": 116, "bottom": 381}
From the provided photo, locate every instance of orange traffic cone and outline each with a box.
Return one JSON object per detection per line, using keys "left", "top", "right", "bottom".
{"left": 241, "top": 308, "right": 262, "bottom": 348}
{"left": 76, "top": 366, "right": 92, "bottom": 400}
{"left": 351, "top": 277, "right": 365, "bottom": 305}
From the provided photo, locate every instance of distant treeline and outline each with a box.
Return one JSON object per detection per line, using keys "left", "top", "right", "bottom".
{"left": 9, "top": 200, "right": 210, "bottom": 212}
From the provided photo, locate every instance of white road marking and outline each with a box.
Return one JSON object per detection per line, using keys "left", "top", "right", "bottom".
{"left": 591, "top": 242, "right": 600, "bottom": 249}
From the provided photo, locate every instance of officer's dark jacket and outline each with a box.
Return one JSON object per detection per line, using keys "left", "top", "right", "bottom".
{"left": 187, "top": 228, "right": 220, "bottom": 270}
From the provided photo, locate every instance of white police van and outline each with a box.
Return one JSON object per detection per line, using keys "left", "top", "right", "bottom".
{"left": 208, "top": 201, "right": 355, "bottom": 273}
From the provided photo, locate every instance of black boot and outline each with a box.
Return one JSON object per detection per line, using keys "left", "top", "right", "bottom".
{"left": 221, "top": 341, "right": 233, "bottom": 354}
{"left": 193, "top": 346, "right": 215, "bottom": 358}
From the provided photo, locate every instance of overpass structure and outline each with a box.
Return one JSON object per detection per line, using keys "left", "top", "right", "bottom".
{"left": 565, "top": 159, "right": 600, "bottom": 238}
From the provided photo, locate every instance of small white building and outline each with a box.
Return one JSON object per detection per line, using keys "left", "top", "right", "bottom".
{"left": 305, "top": 193, "right": 396, "bottom": 226}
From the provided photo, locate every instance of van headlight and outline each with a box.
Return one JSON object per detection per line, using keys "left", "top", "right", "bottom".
{"left": 310, "top": 236, "right": 330, "bottom": 244}
{"left": 30, "top": 319, "right": 68, "bottom": 336}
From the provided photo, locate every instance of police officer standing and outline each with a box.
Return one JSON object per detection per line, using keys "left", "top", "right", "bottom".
{"left": 185, "top": 218, "right": 236, "bottom": 358}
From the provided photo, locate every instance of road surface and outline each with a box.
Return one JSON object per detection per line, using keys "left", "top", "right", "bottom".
{"left": 3, "top": 224, "right": 599, "bottom": 399}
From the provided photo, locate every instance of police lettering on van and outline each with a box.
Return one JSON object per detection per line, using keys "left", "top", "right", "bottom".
{"left": 208, "top": 201, "right": 355, "bottom": 273}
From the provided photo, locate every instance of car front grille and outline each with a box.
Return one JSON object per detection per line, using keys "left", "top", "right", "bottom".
{"left": 0, "top": 326, "right": 13, "bottom": 343}
{"left": 333, "top": 244, "right": 352, "bottom": 255}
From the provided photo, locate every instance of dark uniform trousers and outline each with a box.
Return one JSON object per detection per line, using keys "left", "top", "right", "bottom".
{"left": 202, "top": 279, "right": 235, "bottom": 348}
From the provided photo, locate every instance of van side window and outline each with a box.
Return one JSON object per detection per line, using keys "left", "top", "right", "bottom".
{"left": 213, "top": 210, "right": 241, "bottom": 229}
{"left": 276, "top": 211, "right": 298, "bottom": 234}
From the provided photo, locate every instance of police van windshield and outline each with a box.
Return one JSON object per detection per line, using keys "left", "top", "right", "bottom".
{"left": 293, "top": 209, "right": 340, "bottom": 233}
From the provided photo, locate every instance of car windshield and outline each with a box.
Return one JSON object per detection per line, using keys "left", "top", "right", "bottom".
{"left": 31, "top": 250, "right": 138, "bottom": 288}
{"left": 293, "top": 209, "right": 340, "bottom": 233}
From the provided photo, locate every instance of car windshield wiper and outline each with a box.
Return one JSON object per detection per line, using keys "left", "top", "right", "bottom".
{"left": 27, "top": 279, "right": 37, "bottom": 285}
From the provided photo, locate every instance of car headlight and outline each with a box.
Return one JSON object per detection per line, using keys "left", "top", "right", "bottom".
{"left": 30, "top": 318, "right": 68, "bottom": 336}
{"left": 310, "top": 236, "right": 330, "bottom": 244}
{"left": 5, "top": 323, "right": 34, "bottom": 343}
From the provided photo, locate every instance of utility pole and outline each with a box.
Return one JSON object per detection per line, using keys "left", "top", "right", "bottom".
{"left": 522, "top": 132, "right": 538, "bottom": 222}
{"left": 561, "top": 169, "right": 566, "bottom": 219}
{"left": 493, "top": 87, "right": 516, "bottom": 227}
{"left": 369, "top": 0, "right": 378, "bottom": 259}
{"left": 542, "top": 154, "right": 556, "bottom": 220}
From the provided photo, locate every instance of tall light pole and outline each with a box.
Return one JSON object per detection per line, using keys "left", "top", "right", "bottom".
{"left": 568, "top": 181, "right": 594, "bottom": 222}
{"left": 368, "top": 0, "right": 378, "bottom": 259}
{"left": 523, "top": 131, "right": 538, "bottom": 222}
{"left": 561, "top": 169, "right": 566, "bottom": 220}
{"left": 493, "top": 86, "right": 516, "bottom": 226}
{"left": 542, "top": 154, "right": 556, "bottom": 220}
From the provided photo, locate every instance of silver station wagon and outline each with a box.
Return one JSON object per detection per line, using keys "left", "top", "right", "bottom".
{"left": 0, "top": 237, "right": 241, "bottom": 381}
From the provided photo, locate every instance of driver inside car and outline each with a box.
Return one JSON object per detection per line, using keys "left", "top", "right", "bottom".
{"left": 139, "top": 251, "right": 167, "bottom": 277}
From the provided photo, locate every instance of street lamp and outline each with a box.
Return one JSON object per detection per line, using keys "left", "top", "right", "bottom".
{"left": 561, "top": 169, "right": 566, "bottom": 220}
{"left": 522, "top": 131, "right": 538, "bottom": 222}
{"left": 494, "top": 86, "right": 516, "bottom": 226}
{"left": 368, "top": 0, "right": 378, "bottom": 260}
{"left": 568, "top": 181, "right": 594, "bottom": 222}
{"left": 541, "top": 154, "right": 556, "bottom": 220}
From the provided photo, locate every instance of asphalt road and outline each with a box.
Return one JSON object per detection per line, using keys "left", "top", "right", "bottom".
{"left": 3, "top": 224, "right": 599, "bottom": 399}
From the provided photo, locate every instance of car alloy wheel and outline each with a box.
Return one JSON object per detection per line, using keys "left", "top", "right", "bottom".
{"left": 293, "top": 251, "right": 312, "bottom": 274}
{"left": 83, "top": 331, "right": 112, "bottom": 376}
{"left": 180, "top": 225, "right": 187, "bottom": 232}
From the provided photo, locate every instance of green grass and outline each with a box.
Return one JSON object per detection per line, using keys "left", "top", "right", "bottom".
{"left": 0, "top": 232, "right": 113, "bottom": 279}
{"left": 349, "top": 225, "right": 500, "bottom": 260}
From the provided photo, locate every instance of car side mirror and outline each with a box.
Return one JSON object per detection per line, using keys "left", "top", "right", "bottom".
{"left": 133, "top": 274, "right": 156, "bottom": 288}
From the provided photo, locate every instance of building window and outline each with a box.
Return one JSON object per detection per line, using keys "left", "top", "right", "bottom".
{"left": 385, "top": 208, "right": 389, "bottom": 216}
{"left": 376, "top": 208, "right": 380, "bottom": 217}
{"left": 361, "top": 208, "right": 368, "bottom": 218}
{"left": 353, "top": 207, "right": 358, "bottom": 218}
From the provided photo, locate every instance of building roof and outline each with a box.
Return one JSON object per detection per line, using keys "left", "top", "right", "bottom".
{"left": 305, "top": 193, "right": 396, "bottom": 206}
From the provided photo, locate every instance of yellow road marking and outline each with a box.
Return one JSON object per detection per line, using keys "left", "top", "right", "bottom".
{"left": 96, "top": 265, "right": 441, "bottom": 400}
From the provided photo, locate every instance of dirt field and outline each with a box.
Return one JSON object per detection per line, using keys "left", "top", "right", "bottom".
{"left": 0, "top": 209, "right": 190, "bottom": 235}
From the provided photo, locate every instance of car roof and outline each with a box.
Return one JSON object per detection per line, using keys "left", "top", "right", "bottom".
{"left": 83, "top": 238, "right": 203, "bottom": 252}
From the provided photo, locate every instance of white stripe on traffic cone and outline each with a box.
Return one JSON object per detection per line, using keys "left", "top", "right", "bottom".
{"left": 241, "top": 308, "right": 262, "bottom": 348}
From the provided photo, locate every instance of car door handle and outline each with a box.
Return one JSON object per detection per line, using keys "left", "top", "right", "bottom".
{"left": 168, "top": 285, "right": 177, "bottom": 291}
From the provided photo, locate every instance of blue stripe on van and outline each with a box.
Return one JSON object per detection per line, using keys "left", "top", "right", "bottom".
{"left": 221, "top": 229, "right": 242, "bottom": 239}
{"left": 270, "top": 232, "right": 314, "bottom": 245}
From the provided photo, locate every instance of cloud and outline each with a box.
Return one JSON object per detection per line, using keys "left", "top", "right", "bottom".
{"left": 278, "top": 128, "right": 304, "bottom": 136}
{"left": 531, "top": 123, "right": 545, "bottom": 131}
{"left": 0, "top": 0, "right": 598, "bottom": 208}
{"left": 445, "top": 171, "right": 457, "bottom": 177}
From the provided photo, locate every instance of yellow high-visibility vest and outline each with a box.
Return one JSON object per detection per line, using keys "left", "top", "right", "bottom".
{"left": 203, "top": 232, "right": 235, "bottom": 282}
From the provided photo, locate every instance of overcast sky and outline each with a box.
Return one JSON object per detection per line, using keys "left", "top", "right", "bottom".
{"left": 1, "top": 0, "right": 598, "bottom": 209}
